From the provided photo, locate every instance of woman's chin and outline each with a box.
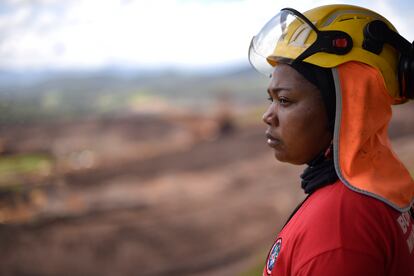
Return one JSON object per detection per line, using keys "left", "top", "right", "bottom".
{"left": 273, "top": 150, "right": 288, "bottom": 163}
{"left": 273, "top": 151, "right": 304, "bottom": 165}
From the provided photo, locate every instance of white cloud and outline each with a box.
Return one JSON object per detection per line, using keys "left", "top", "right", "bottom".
{"left": 0, "top": 0, "right": 413, "bottom": 70}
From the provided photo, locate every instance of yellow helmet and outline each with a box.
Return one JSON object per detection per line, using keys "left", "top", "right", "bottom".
{"left": 249, "top": 4, "right": 414, "bottom": 103}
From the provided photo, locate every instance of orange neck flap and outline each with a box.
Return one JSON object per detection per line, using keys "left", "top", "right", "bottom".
{"left": 333, "top": 61, "right": 414, "bottom": 211}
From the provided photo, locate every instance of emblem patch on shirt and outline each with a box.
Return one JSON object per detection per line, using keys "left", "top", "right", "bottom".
{"left": 266, "top": 238, "right": 282, "bottom": 274}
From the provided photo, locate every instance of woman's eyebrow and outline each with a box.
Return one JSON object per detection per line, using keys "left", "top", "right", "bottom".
{"left": 267, "top": 87, "right": 290, "bottom": 95}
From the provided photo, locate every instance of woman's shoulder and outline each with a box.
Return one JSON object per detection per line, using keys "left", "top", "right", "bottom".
{"left": 279, "top": 180, "right": 412, "bottom": 275}
{"left": 288, "top": 180, "right": 397, "bottom": 251}
{"left": 304, "top": 179, "right": 396, "bottom": 221}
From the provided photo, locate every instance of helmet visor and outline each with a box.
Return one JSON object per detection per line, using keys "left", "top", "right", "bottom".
{"left": 248, "top": 8, "right": 318, "bottom": 77}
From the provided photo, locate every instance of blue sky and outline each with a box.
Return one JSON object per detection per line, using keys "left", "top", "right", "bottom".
{"left": 0, "top": 0, "right": 413, "bottom": 70}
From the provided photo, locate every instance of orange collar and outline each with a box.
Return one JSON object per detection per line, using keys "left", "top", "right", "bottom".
{"left": 333, "top": 62, "right": 414, "bottom": 211}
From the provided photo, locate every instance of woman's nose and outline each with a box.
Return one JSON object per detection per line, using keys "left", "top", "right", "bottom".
{"left": 262, "top": 103, "right": 277, "bottom": 126}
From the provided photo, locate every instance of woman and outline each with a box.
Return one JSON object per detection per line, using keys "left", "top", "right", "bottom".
{"left": 249, "top": 4, "right": 414, "bottom": 275}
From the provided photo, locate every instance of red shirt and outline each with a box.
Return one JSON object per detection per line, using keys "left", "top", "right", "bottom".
{"left": 263, "top": 180, "right": 414, "bottom": 276}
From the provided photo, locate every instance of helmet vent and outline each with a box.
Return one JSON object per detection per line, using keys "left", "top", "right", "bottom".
{"left": 338, "top": 17, "right": 353, "bottom": 22}
{"left": 337, "top": 15, "right": 369, "bottom": 23}
{"left": 320, "top": 9, "right": 379, "bottom": 28}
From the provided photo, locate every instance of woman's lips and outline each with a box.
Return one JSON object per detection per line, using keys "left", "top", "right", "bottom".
{"left": 265, "top": 132, "right": 281, "bottom": 147}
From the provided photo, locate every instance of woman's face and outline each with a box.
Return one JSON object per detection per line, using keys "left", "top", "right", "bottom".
{"left": 263, "top": 64, "right": 332, "bottom": 165}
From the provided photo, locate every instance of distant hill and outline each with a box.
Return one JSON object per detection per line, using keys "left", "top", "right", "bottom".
{"left": 0, "top": 66, "right": 269, "bottom": 122}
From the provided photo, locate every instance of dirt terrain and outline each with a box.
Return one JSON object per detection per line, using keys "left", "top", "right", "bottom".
{"left": 0, "top": 103, "right": 414, "bottom": 276}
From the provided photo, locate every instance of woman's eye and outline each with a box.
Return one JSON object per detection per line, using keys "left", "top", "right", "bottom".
{"left": 267, "top": 95, "right": 291, "bottom": 105}
{"left": 278, "top": 97, "right": 290, "bottom": 105}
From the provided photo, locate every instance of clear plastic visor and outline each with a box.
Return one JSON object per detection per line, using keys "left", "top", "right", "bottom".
{"left": 248, "top": 9, "right": 317, "bottom": 77}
